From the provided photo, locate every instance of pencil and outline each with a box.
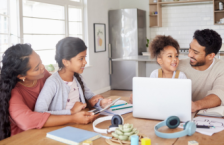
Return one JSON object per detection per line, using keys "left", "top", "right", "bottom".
{"left": 196, "top": 125, "right": 214, "bottom": 129}
{"left": 112, "top": 106, "right": 133, "bottom": 111}
{"left": 110, "top": 103, "right": 128, "bottom": 108}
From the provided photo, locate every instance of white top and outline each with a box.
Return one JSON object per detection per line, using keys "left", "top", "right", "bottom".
{"left": 64, "top": 79, "right": 80, "bottom": 110}
{"left": 150, "top": 69, "right": 187, "bottom": 79}
{"left": 206, "top": 58, "right": 215, "bottom": 70}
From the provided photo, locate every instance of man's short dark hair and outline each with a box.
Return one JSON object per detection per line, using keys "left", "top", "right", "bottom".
{"left": 193, "top": 29, "right": 222, "bottom": 55}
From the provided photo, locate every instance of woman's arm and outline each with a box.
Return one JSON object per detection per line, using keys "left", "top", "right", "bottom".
{"left": 9, "top": 92, "right": 51, "bottom": 130}
{"left": 44, "top": 111, "right": 97, "bottom": 127}
{"left": 10, "top": 92, "right": 97, "bottom": 130}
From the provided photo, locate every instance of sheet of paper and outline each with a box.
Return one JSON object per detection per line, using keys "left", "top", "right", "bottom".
{"left": 179, "top": 116, "right": 224, "bottom": 136}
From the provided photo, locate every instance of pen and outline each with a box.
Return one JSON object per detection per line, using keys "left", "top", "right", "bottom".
{"left": 112, "top": 106, "right": 133, "bottom": 111}
{"left": 110, "top": 103, "right": 128, "bottom": 108}
{"left": 196, "top": 125, "right": 214, "bottom": 129}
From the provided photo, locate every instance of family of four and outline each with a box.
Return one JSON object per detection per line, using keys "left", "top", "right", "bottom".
{"left": 0, "top": 29, "right": 224, "bottom": 141}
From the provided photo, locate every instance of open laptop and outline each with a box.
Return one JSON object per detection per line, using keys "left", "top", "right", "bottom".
{"left": 133, "top": 77, "right": 192, "bottom": 122}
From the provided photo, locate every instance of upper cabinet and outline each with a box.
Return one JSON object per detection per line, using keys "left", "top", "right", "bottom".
{"left": 149, "top": 0, "right": 222, "bottom": 27}
{"left": 214, "top": 0, "right": 224, "bottom": 25}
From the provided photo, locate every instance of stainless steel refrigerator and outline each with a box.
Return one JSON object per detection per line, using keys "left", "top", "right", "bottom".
{"left": 109, "top": 9, "right": 146, "bottom": 90}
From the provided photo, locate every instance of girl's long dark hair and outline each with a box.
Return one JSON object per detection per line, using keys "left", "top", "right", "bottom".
{"left": 55, "top": 37, "right": 90, "bottom": 107}
{"left": 0, "top": 44, "right": 33, "bottom": 140}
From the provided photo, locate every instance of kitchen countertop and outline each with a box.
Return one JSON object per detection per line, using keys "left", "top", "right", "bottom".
{"left": 112, "top": 55, "right": 188, "bottom": 62}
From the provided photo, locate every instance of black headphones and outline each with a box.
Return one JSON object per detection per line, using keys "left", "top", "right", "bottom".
{"left": 109, "top": 115, "right": 124, "bottom": 128}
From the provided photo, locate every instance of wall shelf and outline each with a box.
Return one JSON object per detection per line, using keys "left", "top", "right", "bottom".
{"left": 159, "top": 0, "right": 211, "bottom": 4}
{"left": 214, "top": 0, "right": 224, "bottom": 25}
{"left": 149, "top": 0, "right": 216, "bottom": 27}
{"left": 215, "top": 10, "right": 224, "bottom": 13}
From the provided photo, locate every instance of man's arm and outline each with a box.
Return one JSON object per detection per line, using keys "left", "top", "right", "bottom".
{"left": 192, "top": 94, "right": 221, "bottom": 112}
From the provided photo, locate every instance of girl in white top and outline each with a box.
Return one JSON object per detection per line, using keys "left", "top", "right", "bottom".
{"left": 129, "top": 35, "right": 187, "bottom": 103}
{"left": 149, "top": 35, "right": 187, "bottom": 79}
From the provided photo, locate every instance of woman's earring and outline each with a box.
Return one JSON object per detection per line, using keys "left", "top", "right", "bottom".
{"left": 23, "top": 78, "right": 25, "bottom": 82}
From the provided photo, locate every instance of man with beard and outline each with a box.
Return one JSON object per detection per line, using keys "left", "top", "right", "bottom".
{"left": 178, "top": 29, "right": 224, "bottom": 113}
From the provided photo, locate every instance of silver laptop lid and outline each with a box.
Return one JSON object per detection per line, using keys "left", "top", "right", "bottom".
{"left": 133, "top": 77, "right": 192, "bottom": 122}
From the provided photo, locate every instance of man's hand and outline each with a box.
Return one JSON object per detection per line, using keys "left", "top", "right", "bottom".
{"left": 129, "top": 94, "right": 133, "bottom": 104}
{"left": 70, "top": 102, "right": 86, "bottom": 114}
{"left": 88, "top": 95, "right": 104, "bottom": 107}
{"left": 192, "top": 101, "right": 200, "bottom": 113}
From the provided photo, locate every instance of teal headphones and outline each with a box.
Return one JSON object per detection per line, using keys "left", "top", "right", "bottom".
{"left": 154, "top": 116, "right": 196, "bottom": 139}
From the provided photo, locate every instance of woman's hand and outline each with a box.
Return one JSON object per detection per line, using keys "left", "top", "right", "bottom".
{"left": 129, "top": 94, "right": 133, "bottom": 104}
{"left": 89, "top": 95, "right": 104, "bottom": 107}
{"left": 70, "top": 102, "right": 87, "bottom": 114}
{"left": 100, "top": 98, "right": 112, "bottom": 108}
{"left": 72, "top": 111, "right": 99, "bottom": 124}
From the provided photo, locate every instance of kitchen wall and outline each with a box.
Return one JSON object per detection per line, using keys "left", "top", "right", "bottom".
{"left": 82, "top": 0, "right": 119, "bottom": 94}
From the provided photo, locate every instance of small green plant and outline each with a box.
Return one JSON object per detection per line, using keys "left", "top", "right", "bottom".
{"left": 46, "top": 64, "right": 55, "bottom": 72}
{"left": 111, "top": 124, "right": 139, "bottom": 141}
{"left": 146, "top": 38, "right": 150, "bottom": 47}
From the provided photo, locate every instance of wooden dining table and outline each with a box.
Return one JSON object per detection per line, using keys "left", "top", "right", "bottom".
{"left": 1, "top": 96, "right": 224, "bottom": 145}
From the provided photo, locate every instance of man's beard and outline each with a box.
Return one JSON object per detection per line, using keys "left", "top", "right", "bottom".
{"left": 190, "top": 57, "right": 206, "bottom": 67}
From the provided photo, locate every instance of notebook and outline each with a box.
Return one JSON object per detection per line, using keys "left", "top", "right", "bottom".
{"left": 100, "top": 100, "right": 133, "bottom": 116}
{"left": 197, "top": 106, "right": 224, "bottom": 117}
{"left": 47, "top": 126, "right": 101, "bottom": 145}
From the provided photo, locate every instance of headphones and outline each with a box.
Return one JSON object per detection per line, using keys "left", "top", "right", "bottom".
{"left": 93, "top": 115, "right": 124, "bottom": 134}
{"left": 154, "top": 116, "right": 196, "bottom": 139}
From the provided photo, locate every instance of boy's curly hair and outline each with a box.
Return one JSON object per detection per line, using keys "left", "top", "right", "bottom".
{"left": 149, "top": 35, "right": 180, "bottom": 59}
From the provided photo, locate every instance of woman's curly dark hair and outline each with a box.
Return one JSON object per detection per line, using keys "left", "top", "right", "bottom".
{"left": 193, "top": 29, "right": 222, "bottom": 55}
{"left": 149, "top": 35, "right": 180, "bottom": 59}
{"left": 0, "top": 44, "right": 32, "bottom": 140}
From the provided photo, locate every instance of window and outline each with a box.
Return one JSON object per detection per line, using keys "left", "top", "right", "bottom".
{"left": 22, "top": 1, "right": 65, "bottom": 64}
{"left": 0, "top": 0, "right": 19, "bottom": 53}
{"left": 0, "top": 0, "right": 86, "bottom": 65}
{"left": 69, "top": 6, "right": 83, "bottom": 39}
{"left": 21, "top": 0, "right": 85, "bottom": 65}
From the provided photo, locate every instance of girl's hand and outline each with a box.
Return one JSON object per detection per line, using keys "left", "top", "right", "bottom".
{"left": 89, "top": 95, "right": 104, "bottom": 107}
{"left": 70, "top": 102, "right": 87, "bottom": 114}
{"left": 129, "top": 94, "right": 133, "bottom": 104}
{"left": 72, "top": 111, "right": 99, "bottom": 124}
{"left": 100, "top": 98, "right": 112, "bottom": 108}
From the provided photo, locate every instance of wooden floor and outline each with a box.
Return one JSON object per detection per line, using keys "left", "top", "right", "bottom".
{"left": 100, "top": 90, "right": 132, "bottom": 98}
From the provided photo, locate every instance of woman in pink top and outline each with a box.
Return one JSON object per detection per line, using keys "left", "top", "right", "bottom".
{"left": 0, "top": 44, "right": 99, "bottom": 141}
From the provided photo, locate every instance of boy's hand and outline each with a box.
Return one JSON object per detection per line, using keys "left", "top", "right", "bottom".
{"left": 100, "top": 98, "right": 112, "bottom": 108}
{"left": 89, "top": 95, "right": 104, "bottom": 107}
{"left": 70, "top": 102, "right": 86, "bottom": 114}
